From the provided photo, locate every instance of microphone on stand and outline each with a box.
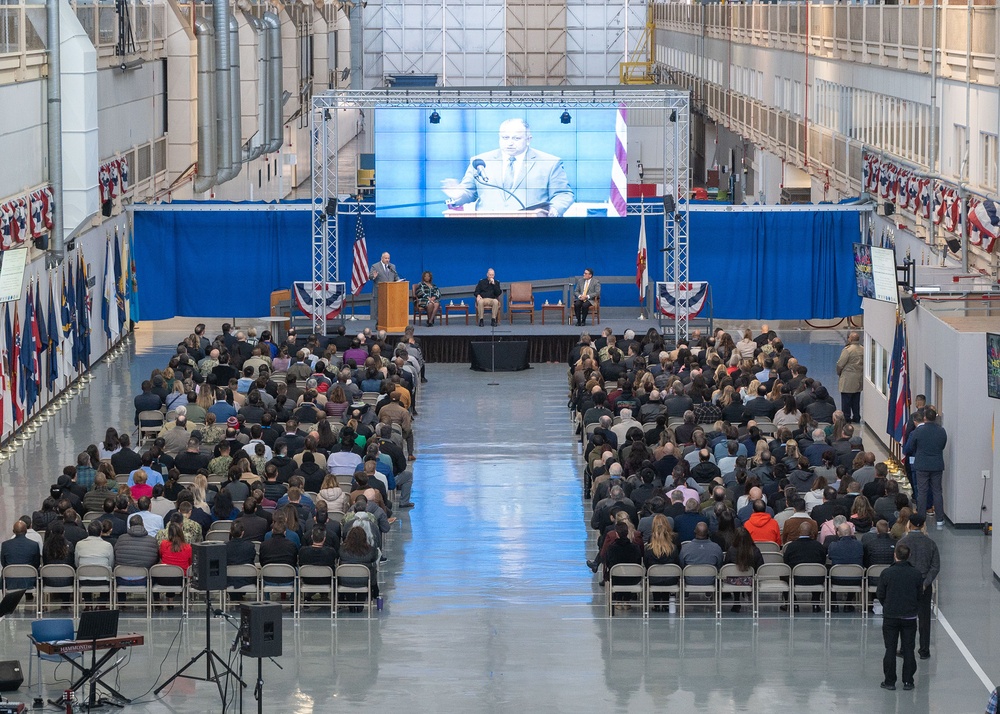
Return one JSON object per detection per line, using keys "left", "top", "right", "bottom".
{"left": 472, "top": 159, "right": 528, "bottom": 210}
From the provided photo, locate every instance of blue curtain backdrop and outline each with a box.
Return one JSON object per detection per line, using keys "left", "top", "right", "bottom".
{"left": 134, "top": 201, "right": 863, "bottom": 320}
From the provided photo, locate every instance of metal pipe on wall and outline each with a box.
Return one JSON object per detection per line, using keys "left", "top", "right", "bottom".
{"left": 263, "top": 12, "right": 283, "bottom": 152}
{"left": 228, "top": 15, "right": 242, "bottom": 172}
{"left": 192, "top": 18, "right": 217, "bottom": 194}
{"left": 46, "top": 0, "right": 64, "bottom": 260}
{"left": 213, "top": 0, "right": 236, "bottom": 183}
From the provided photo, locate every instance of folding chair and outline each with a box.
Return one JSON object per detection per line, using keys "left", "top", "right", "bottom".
{"left": 828, "top": 564, "right": 865, "bottom": 616}
{"left": 149, "top": 564, "right": 187, "bottom": 613}
{"left": 680, "top": 564, "right": 719, "bottom": 617}
{"left": 113, "top": 566, "right": 151, "bottom": 617}
{"left": 260, "top": 564, "right": 297, "bottom": 613}
{"left": 718, "top": 563, "right": 755, "bottom": 617}
{"left": 606, "top": 563, "right": 645, "bottom": 617}
{"left": 2, "top": 565, "right": 40, "bottom": 617}
{"left": 335, "top": 564, "right": 373, "bottom": 618}
{"left": 644, "top": 563, "right": 681, "bottom": 617}
{"left": 39, "top": 564, "right": 77, "bottom": 618}
{"left": 224, "top": 564, "right": 260, "bottom": 609}
{"left": 297, "top": 565, "right": 335, "bottom": 619}
{"left": 754, "top": 563, "right": 791, "bottom": 617}
{"left": 28, "top": 618, "right": 80, "bottom": 702}
{"left": 791, "top": 563, "right": 828, "bottom": 615}
{"left": 866, "top": 564, "right": 889, "bottom": 617}
{"left": 75, "top": 564, "right": 113, "bottom": 611}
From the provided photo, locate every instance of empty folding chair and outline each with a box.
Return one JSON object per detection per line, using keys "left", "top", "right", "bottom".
{"left": 866, "top": 564, "right": 889, "bottom": 616}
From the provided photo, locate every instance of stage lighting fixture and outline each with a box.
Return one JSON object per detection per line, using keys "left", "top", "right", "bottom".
{"left": 429, "top": 110, "right": 441, "bottom": 124}
{"left": 560, "top": 110, "right": 572, "bottom": 125}
{"left": 669, "top": 109, "right": 677, "bottom": 123}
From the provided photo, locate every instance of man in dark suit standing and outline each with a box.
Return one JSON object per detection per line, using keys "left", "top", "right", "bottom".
{"left": 368, "top": 252, "right": 399, "bottom": 325}
{"left": 876, "top": 542, "right": 924, "bottom": 691}
{"left": 902, "top": 406, "right": 948, "bottom": 529}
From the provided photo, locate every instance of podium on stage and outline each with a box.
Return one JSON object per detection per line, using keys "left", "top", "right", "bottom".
{"left": 377, "top": 280, "right": 410, "bottom": 332}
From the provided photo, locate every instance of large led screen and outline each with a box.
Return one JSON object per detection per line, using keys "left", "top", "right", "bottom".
{"left": 374, "top": 106, "right": 621, "bottom": 218}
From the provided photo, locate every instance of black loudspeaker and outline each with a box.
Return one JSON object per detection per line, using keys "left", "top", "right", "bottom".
{"left": 239, "top": 603, "right": 282, "bottom": 658}
{"left": 883, "top": 201, "right": 894, "bottom": 216}
{"left": 0, "top": 660, "right": 24, "bottom": 691}
{"left": 663, "top": 194, "right": 675, "bottom": 214}
{"left": 900, "top": 293, "right": 917, "bottom": 314}
{"left": 325, "top": 197, "right": 338, "bottom": 216}
{"left": 946, "top": 237, "right": 962, "bottom": 253}
{"left": 190, "top": 542, "right": 227, "bottom": 591}
{"left": 101, "top": 199, "right": 113, "bottom": 217}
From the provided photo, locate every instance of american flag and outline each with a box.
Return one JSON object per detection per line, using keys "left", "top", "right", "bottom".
{"left": 350, "top": 216, "right": 369, "bottom": 295}
{"left": 886, "top": 311, "right": 911, "bottom": 444}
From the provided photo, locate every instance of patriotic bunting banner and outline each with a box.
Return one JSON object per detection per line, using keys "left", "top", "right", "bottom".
{"left": 656, "top": 282, "right": 709, "bottom": 319}
{"left": 293, "top": 282, "right": 346, "bottom": 320}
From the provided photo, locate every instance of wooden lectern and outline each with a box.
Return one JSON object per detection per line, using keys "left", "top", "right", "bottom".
{"left": 377, "top": 281, "right": 409, "bottom": 332}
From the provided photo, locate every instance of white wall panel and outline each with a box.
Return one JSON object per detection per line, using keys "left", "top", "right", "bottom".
{"left": 0, "top": 80, "right": 45, "bottom": 197}
{"left": 97, "top": 63, "right": 165, "bottom": 158}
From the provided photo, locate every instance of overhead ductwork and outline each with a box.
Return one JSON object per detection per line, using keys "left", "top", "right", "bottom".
{"left": 243, "top": 14, "right": 265, "bottom": 162}
{"left": 227, "top": 15, "right": 242, "bottom": 173}
{"left": 193, "top": 18, "right": 217, "bottom": 194}
{"left": 213, "top": 0, "right": 237, "bottom": 183}
{"left": 263, "top": 12, "right": 283, "bottom": 153}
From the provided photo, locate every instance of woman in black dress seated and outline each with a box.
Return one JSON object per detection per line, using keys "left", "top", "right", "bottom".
{"left": 414, "top": 271, "right": 442, "bottom": 326}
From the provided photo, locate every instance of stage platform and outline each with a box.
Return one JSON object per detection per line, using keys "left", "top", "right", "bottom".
{"left": 325, "top": 314, "right": 694, "bottom": 364}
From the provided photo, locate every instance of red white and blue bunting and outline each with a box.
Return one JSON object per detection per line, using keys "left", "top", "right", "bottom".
{"left": 293, "top": 282, "right": 346, "bottom": 320}
{"left": 657, "top": 281, "right": 709, "bottom": 319}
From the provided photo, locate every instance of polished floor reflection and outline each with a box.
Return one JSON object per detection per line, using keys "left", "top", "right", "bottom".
{"left": 0, "top": 326, "right": 997, "bottom": 712}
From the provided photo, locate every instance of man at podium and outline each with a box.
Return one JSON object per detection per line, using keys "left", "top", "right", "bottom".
{"left": 441, "top": 118, "right": 574, "bottom": 217}
{"left": 369, "top": 252, "right": 400, "bottom": 324}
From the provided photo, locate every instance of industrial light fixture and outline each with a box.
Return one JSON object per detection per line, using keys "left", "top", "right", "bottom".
{"left": 560, "top": 110, "right": 571, "bottom": 125}
{"left": 429, "top": 110, "right": 441, "bottom": 124}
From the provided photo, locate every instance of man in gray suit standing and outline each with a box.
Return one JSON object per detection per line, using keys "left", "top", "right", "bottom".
{"left": 369, "top": 252, "right": 399, "bottom": 324}
{"left": 442, "top": 118, "right": 574, "bottom": 217}
{"left": 902, "top": 406, "right": 948, "bottom": 529}
{"left": 572, "top": 268, "right": 601, "bottom": 326}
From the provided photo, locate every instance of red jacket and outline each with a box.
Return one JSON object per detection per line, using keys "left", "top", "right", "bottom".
{"left": 744, "top": 512, "right": 781, "bottom": 545}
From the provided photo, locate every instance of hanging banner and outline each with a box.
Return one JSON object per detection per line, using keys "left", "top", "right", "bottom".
{"left": 656, "top": 281, "right": 709, "bottom": 319}
{"left": 292, "top": 281, "right": 346, "bottom": 320}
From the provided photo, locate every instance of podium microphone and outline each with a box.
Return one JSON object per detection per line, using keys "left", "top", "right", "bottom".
{"left": 472, "top": 160, "right": 528, "bottom": 210}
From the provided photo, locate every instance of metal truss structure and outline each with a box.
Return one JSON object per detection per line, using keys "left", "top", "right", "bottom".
{"left": 310, "top": 87, "right": 690, "bottom": 336}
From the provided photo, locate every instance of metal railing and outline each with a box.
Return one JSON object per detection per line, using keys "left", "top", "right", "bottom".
{"left": 654, "top": 3, "right": 999, "bottom": 85}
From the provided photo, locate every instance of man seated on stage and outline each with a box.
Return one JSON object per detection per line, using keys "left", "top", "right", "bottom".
{"left": 474, "top": 268, "right": 503, "bottom": 327}
{"left": 573, "top": 268, "right": 601, "bottom": 327}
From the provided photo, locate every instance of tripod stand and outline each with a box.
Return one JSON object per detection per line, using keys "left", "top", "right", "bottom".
{"left": 155, "top": 591, "right": 246, "bottom": 704}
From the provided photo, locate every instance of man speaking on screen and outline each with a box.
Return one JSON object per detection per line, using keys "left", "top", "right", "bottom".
{"left": 441, "top": 118, "right": 574, "bottom": 217}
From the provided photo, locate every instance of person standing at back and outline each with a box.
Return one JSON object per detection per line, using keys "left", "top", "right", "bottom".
{"left": 902, "top": 406, "right": 947, "bottom": 529}
{"left": 876, "top": 542, "right": 923, "bottom": 691}
{"left": 836, "top": 331, "right": 864, "bottom": 424}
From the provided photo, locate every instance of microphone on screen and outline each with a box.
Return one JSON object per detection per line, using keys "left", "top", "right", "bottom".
{"left": 472, "top": 158, "right": 489, "bottom": 182}
{"left": 471, "top": 159, "right": 527, "bottom": 210}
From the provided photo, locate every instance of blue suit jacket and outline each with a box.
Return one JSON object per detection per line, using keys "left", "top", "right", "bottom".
{"left": 902, "top": 421, "right": 947, "bottom": 471}
{"left": 451, "top": 148, "right": 574, "bottom": 216}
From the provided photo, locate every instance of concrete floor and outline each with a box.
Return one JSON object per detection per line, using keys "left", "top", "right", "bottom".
{"left": 0, "top": 322, "right": 997, "bottom": 713}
